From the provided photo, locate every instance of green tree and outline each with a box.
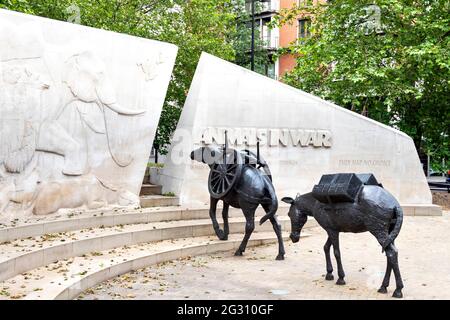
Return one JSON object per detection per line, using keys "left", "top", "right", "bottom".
{"left": 272, "top": 0, "right": 449, "bottom": 170}
{"left": 153, "top": 0, "right": 236, "bottom": 155}
{"left": 233, "top": 0, "right": 275, "bottom": 76}
{"left": 0, "top": 0, "right": 33, "bottom": 13}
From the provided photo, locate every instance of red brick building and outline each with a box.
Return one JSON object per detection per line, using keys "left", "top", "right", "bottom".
{"left": 247, "top": 0, "right": 319, "bottom": 79}
{"left": 279, "top": 0, "right": 318, "bottom": 78}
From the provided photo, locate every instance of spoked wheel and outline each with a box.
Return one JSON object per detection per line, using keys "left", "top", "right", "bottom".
{"left": 242, "top": 150, "right": 272, "bottom": 182}
{"left": 208, "top": 149, "right": 243, "bottom": 199}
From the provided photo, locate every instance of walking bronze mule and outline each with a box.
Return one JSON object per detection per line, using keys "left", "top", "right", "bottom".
{"left": 190, "top": 144, "right": 285, "bottom": 261}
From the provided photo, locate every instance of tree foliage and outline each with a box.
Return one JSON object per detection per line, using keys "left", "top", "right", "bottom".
{"left": 272, "top": 0, "right": 449, "bottom": 170}
{"left": 233, "top": 0, "right": 275, "bottom": 75}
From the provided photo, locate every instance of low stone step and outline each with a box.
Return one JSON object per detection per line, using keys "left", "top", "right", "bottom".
{"left": 0, "top": 232, "right": 309, "bottom": 300}
{"left": 140, "top": 195, "right": 179, "bottom": 208}
{"left": 0, "top": 205, "right": 292, "bottom": 243}
{"left": 0, "top": 203, "right": 437, "bottom": 239}
{"left": 139, "top": 184, "right": 162, "bottom": 196}
{"left": 0, "top": 216, "right": 316, "bottom": 282}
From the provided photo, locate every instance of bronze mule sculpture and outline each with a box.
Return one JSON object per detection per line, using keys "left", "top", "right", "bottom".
{"left": 282, "top": 174, "right": 404, "bottom": 298}
{"left": 190, "top": 144, "right": 285, "bottom": 260}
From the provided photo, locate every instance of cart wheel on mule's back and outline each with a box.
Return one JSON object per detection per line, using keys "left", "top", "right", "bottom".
{"left": 208, "top": 149, "right": 242, "bottom": 199}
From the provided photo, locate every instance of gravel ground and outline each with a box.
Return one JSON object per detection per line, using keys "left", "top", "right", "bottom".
{"left": 78, "top": 211, "right": 450, "bottom": 300}
{"left": 432, "top": 191, "right": 450, "bottom": 210}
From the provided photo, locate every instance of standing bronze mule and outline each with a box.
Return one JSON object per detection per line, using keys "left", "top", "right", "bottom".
{"left": 283, "top": 181, "right": 404, "bottom": 298}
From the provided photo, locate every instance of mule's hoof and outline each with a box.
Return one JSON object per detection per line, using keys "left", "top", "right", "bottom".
{"left": 325, "top": 273, "right": 334, "bottom": 281}
{"left": 234, "top": 250, "right": 243, "bottom": 257}
{"left": 276, "top": 254, "right": 285, "bottom": 261}
{"left": 377, "top": 287, "right": 388, "bottom": 294}
{"left": 336, "top": 278, "right": 346, "bottom": 286}
{"left": 392, "top": 289, "right": 403, "bottom": 299}
{"left": 216, "top": 230, "right": 226, "bottom": 240}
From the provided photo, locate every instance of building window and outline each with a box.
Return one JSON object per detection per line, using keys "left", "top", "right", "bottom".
{"left": 246, "top": 0, "right": 277, "bottom": 13}
{"left": 266, "top": 62, "right": 276, "bottom": 79}
{"left": 298, "top": 19, "right": 311, "bottom": 39}
{"left": 245, "top": 1, "right": 252, "bottom": 12}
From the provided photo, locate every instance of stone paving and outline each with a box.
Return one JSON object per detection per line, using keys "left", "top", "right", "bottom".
{"left": 78, "top": 211, "right": 450, "bottom": 300}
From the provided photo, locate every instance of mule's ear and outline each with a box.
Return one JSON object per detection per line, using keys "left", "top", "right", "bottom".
{"left": 281, "top": 197, "right": 295, "bottom": 204}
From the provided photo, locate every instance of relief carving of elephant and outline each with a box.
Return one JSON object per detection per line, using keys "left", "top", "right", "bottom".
{"left": 57, "top": 51, "right": 147, "bottom": 167}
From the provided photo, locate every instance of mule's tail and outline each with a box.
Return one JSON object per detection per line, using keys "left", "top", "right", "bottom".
{"left": 259, "top": 197, "right": 278, "bottom": 226}
{"left": 382, "top": 206, "right": 403, "bottom": 251}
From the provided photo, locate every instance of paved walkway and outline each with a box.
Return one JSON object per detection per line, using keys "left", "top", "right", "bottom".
{"left": 78, "top": 211, "right": 450, "bottom": 300}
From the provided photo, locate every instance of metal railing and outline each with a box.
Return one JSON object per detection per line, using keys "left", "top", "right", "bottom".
{"left": 261, "top": 35, "right": 279, "bottom": 49}
{"left": 245, "top": 0, "right": 279, "bottom": 14}
{"left": 260, "top": 0, "right": 279, "bottom": 12}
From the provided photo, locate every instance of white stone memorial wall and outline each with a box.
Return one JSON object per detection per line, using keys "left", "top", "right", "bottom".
{"left": 0, "top": 9, "right": 177, "bottom": 216}
{"left": 160, "top": 53, "right": 435, "bottom": 213}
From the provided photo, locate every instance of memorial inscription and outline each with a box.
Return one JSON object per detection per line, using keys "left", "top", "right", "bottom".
{"left": 195, "top": 127, "right": 332, "bottom": 148}
{"left": 338, "top": 159, "right": 392, "bottom": 167}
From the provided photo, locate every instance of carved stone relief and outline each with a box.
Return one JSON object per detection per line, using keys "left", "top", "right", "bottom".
{"left": 33, "top": 174, "right": 139, "bottom": 216}
{"left": 0, "top": 10, "right": 177, "bottom": 217}
{"left": 137, "top": 51, "right": 167, "bottom": 81}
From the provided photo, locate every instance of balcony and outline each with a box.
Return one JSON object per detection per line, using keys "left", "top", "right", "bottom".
{"left": 260, "top": 0, "right": 279, "bottom": 13}
{"left": 245, "top": 0, "right": 279, "bottom": 16}
{"left": 261, "top": 35, "right": 279, "bottom": 50}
